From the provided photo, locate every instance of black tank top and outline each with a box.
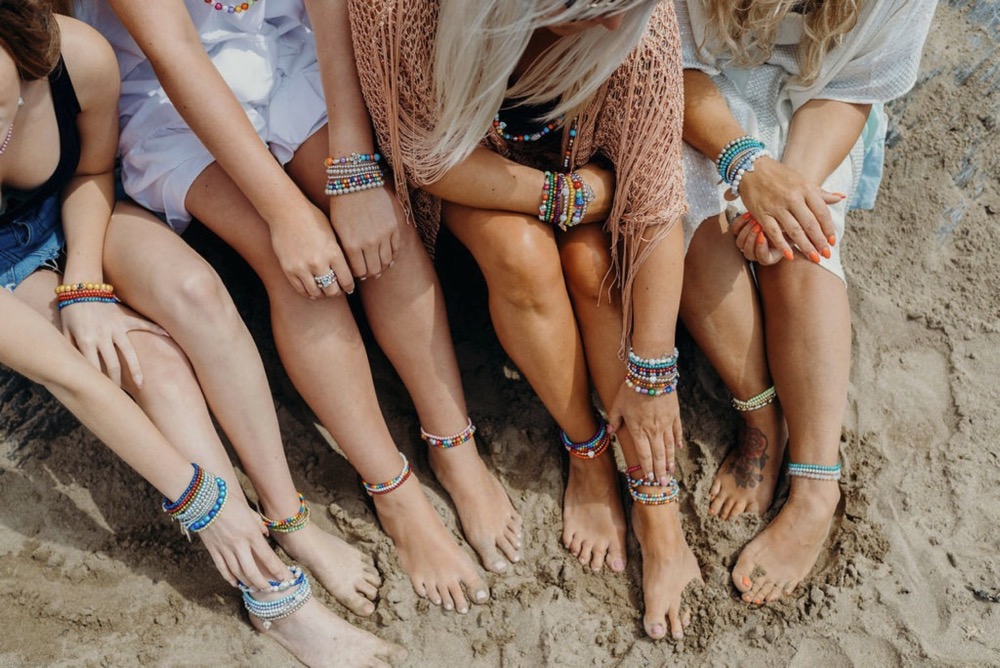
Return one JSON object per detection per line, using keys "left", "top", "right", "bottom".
{"left": 0, "top": 56, "right": 82, "bottom": 225}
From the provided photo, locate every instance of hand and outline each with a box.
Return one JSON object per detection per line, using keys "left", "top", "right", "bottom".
{"left": 607, "top": 383, "right": 684, "bottom": 485}
{"left": 730, "top": 213, "right": 784, "bottom": 265}
{"left": 268, "top": 202, "right": 356, "bottom": 298}
{"left": 576, "top": 161, "right": 616, "bottom": 224}
{"left": 61, "top": 302, "right": 168, "bottom": 388}
{"left": 198, "top": 498, "right": 291, "bottom": 591}
{"left": 733, "top": 156, "right": 843, "bottom": 262}
{"left": 328, "top": 185, "right": 402, "bottom": 280}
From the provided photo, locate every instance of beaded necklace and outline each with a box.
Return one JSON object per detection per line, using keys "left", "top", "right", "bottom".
{"left": 0, "top": 97, "right": 25, "bottom": 157}
{"left": 492, "top": 112, "right": 563, "bottom": 143}
{"left": 560, "top": 117, "right": 579, "bottom": 171}
{"left": 204, "top": 0, "right": 257, "bottom": 14}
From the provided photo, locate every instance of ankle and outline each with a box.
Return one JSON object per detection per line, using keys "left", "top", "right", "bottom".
{"left": 787, "top": 478, "right": 841, "bottom": 512}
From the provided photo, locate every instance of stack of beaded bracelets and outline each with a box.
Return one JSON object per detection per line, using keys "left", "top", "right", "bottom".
{"left": 362, "top": 452, "right": 412, "bottom": 495}
{"left": 259, "top": 493, "right": 310, "bottom": 533}
{"left": 324, "top": 152, "right": 385, "bottom": 197}
{"left": 625, "top": 347, "right": 679, "bottom": 396}
{"left": 731, "top": 385, "right": 777, "bottom": 412}
{"left": 162, "top": 463, "right": 228, "bottom": 538}
{"left": 625, "top": 466, "right": 680, "bottom": 505}
{"left": 239, "top": 565, "right": 312, "bottom": 630}
{"left": 420, "top": 418, "right": 476, "bottom": 449}
{"left": 715, "top": 135, "right": 771, "bottom": 198}
{"left": 787, "top": 462, "right": 842, "bottom": 481}
{"left": 54, "top": 282, "right": 120, "bottom": 311}
{"left": 560, "top": 419, "right": 611, "bottom": 460}
{"left": 539, "top": 170, "right": 594, "bottom": 231}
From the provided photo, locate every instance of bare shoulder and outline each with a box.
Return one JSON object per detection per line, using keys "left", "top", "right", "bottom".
{"left": 54, "top": 15, "right": 120, "bottom": 111}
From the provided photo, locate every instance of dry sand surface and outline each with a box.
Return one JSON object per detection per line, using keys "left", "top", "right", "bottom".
{"left": 2, "top": 2, "right": 999, "bottom": 666}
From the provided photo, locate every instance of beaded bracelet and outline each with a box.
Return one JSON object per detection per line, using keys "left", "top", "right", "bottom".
{"left": 324, "top": 152, "right": 385, "bottom": 196}
{"left": 731, "top": 385, "right": 777, "bottom": 412}
{"left": 538, "top": 170, "right": 594, "bottom": 232}
{"left": 259, "top": 493, "right": 310, "bottom": 534}
{"left": 625, "top": 347, "right": 680, "bottom": 396}
{"left": 241, "top": 568, "right": 312, "bottom": 629}
{"left": 787, "top": 462, "right": 841, "bottom": 481}
{"left": 362, "top": 452, "right": 412, "bottom": 495}
{"left": 420, "top": 418, "right": 476, "bottom": 449}
{"left": 238, "top": 565, "right": 306, "bottom": 595}
{"left": 560, "top": 419, "right": 611, "bottom": 460}
{"left": 716, "top": 136, "right": 764, "bottom": 178}
{"left": 162, "top": 464, "right": 228, "bottom": 539}
{"left": 55, "top": 282, "right": 114, "bottom": 294}
{"left": 54, "top": 282, "right": 121, "bottom": 311}
{"left": 627, "top": 476, "right": 680, "bottom": 506}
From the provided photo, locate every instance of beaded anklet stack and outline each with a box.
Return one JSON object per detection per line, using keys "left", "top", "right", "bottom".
{"left": 731, "top": 385, "right": 777, "bottom": 412}
{"left": 625, "top": 465, "right": 681, "bottom": 506}
{"left": 538, "top": 170, "right": 594, "bottom": 231}
{"left": 239, "top": 565, "right": 312, "bottom": 630}
{"left": 625, "top": 347, "right": 680, "bottom": 396}
{"left": 54, "top": 282, "right": 120, "bottom": 311}
{"left": 324, "top": 152, "right": 385, "bottom": 197}
{"left": 715, "top": 135, "right": 771, "bottom": 198}
{"left": 560, "top": 419, "right": 611, "bottom": 460}
{"left": 420, "top": 418, "right": 476, "bottom": 449}
{"left": 787, "top": 462, "right": 842, "bottom": 481}
{"left": 259, "top": 493, "right": 310, "bottom": 534}
{"left": 362, "top": 452, "right": 413, "bottom": 495}
{"left": 162, "top": 463, "right": 228, "bottom": 539}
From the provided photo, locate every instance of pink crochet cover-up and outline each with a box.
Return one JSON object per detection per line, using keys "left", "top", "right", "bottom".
{"left": 349, "top": 0, "right": 687, "bottom": 346}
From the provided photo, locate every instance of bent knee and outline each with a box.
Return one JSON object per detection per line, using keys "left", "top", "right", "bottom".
{"left": 559, "top": 232, "right": 615, "bottom": 305}
{"left": 125, "top": 330, "right": 199, "bottom": 398}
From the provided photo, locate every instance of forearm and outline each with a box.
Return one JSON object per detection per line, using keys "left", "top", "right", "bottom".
{"left": 60, "top": 172, "right": 114, "bottom": 284}
{"left": 629, "top": 223, "right": 684, "bottom": 358}
{"left": 423, "top": 148, "right": 548, "bottom": 215}
{"left": 682, "top": 69, "right": 747, "bottom": 160}
{"left": 783, "top": 99, "right": 870, "bottom": 185}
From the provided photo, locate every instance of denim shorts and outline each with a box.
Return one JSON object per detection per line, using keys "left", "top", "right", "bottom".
{"left": 0, "top": 193, "right": 64, "bottom": 292}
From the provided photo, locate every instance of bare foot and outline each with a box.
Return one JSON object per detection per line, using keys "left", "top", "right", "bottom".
{"left": 250, "top": 596, "right": 406, "bottom": 667}
{"left": 732, "top": 478, "right": 841, "bottom": 605}
{"left": 428, "top": 440, "right": 523, "bottom": 573}
{"left": 633, "top": 497, "right": 703, "bottom": 640}
{"left": 271, "top": 522, "right": 381, "bottom": 617}
{"left": 373, "top": 474, "right": 490, "bottom": 613}
{"left": 562, "top": 455, "right": 627, "bottom": 572}
{"left": 709, "top": 403, "right": 786, "bottom": 520}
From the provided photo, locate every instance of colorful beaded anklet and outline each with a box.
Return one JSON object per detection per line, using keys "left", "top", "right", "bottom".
{"left": 362, "top": 452, "right": 413, "bottom": 495}
{"left": 420, "top": 419, "right": 476, "bottom": 449}
{"left": 241, "top": 568, "right": 312, "bottom": 629}
{"left": 162, "top": 464, "right": 228, "bottom": 539}
{"left": 560, "top": 419, "right": 611, "bottom": 460}
{"left": 787, "top": 462, "right": 842, "bottom": 481}
{"left": 260, "top": 493, "right": 310, "bottom": 534}
{"left": 627, "top": 476, "right": 680, "bottom": 506}
{"left": 731, "top": 385, "right": 777, "bottom": 412}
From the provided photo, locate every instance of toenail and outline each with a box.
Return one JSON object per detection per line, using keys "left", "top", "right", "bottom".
{"left": 613, "top": 559, "right": 625, "bottom": 570}
{"left": 458, "top": 607, "right": 468, "bottom": 614}
{"left": 742, "top": 577, "right": 752, "bottom": 587}
{"left": 673, "top": 632, "right": 683, "bottom": 640}
{"left": 444, "top": 603, "right": 453, "bottom": 610}
{"left": 651, "top": 624, "right": 664, "bottom": 637}
{"left": 494, "top": 561, "right": 507, "bottom": 571}
{"left": 512, "top": 554, "right": 521, "bottom": 562}
{"left": 475, "top": 591, "right": 488, "bottom": 603}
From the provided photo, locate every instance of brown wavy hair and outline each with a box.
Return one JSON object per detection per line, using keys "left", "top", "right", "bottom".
{"left": 701, "top": 0, "right": 863, "bottom": 84}
{"left": 0, "top": 0, "right": 61, "bottom": 81}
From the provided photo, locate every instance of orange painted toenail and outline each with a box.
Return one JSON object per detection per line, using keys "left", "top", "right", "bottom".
{"left": 742, "top": 577, "right": 752, "bottom": 587}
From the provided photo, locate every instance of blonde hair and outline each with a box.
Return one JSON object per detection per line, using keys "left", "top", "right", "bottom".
{"left": 424, "top": 0, "right": 659, "bottom": 182}
{"left": 701, "top": 0, "right": 863, "bottom": 84}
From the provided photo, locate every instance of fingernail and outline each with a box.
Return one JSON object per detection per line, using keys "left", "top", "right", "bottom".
{"left": 821, "top": 247, "right": 831, "bottom": 259}
{"left": 833, "top": 192, "right": 846, "bottom": 198}
{"left": 756, "top": 232, "right": 765, "bottom": 245}
{"left": 659, "top": 476, "right": 669, "bottom": 486}
{"left": 751, "top": 223, "right": 761, "bottom": 234}
{"left": 646, "top": 472, "right": 655, "bottom": 481}
{"left": 741, "top": 212, "right": 752, "bottom": 222}
{"left": 808, "top": 251, "right": 820, "bottom": 263}
{"left": 360, "top": 276, "right": 367, "bottom": 281}
{"left": 783, "top": 249, "right": 794, "bottom": 261}
{"left": 828, "top": 235, "right": 837, "bottom": 246}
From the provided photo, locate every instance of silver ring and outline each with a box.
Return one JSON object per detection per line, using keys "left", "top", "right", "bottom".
{"left": 313, "top": 269, "right": 337, "bottom": 289}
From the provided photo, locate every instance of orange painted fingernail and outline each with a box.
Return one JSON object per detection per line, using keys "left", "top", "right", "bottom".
{"left": 742, "top": 577, "right": 752, "bottom": 587}
{"left": 757, "top": 232, "right": 765, "bottom": 245}
{"left": 783, "top": 249, "right": 794, "bottom": 261}
{"left": 833, "top": 192, "right": 846, "bottom": 198}
{"left": 741, "top": 212, "right": 752, "bottom": 222}
{"left": 821, "top": 247, "right": 831, "bottom": 259}
{"left": 751, "top": 223, "right": 761, "bottom": 234}
{"left": 808, "top": 251, "right": 820, "bottom": 263}
{"left": 828, "top": 235, "right": 837, "bottom": 246}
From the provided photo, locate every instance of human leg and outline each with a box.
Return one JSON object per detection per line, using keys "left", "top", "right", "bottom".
{"left": 184, "top": 163, "right": 488, "bottom": 614}
{"left": 559, "top": 224, "right": 702, "bottom": 640}
{"left": 681, "top": 215, "right": 786, "bottom": 519}
{"left": 731, "top": 259, "right": 848, "bottom": 604}
{"left": 103, "top": 202, "right": 380, "bottom": 616}
{"left": 288, "top": 132, "right": 522, "bottom": 575}
{"left": 440, "top": 202, "right": 626, "bottom": 573}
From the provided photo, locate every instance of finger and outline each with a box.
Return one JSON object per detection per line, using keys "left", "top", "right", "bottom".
{"left": 206, "top": 548, "right": 238, "bottom": 588}
{"left": 757, "top": 243, "right": 785, "bottom": 266}
{"left": 80, "top": 342, "right": 102, "bottom": 373}
{"left": 789, "top": 201, "right": 829, "bottom": 259}
{"left": 389, "top": 228, "right": 401, "bottom": 261}
{"left": 98, "top": 342, "right": 123, "bottom": 386}
{"left": 807, "top": 191, "right": 838, "bottom": 246}
{"left": 362, "top": 248, "right": 384, "bottom": 278}
{"left": 378, "top": 240, "right": 394, "bottom": 274}
{"left": 113, "top": 331, "right": 144, "bottom": 388}
{"left": 758, "top": 214, "right": 795, "bottom": 262}
{"left": 820, "top": 189, "right": 847, "bottom": 205}
{"left": 650, "top": 431, "right": 668, "bottom": 484}
{"left": 345, "top": 246, "right": 369, "bottom": 279}
{"left": 329, "top": 253, "right": 356, "bottom": 295}
{"left": 316, "top": 268, "right": 344, "bottom": 298}
{"left": 633, "top": 433, "right": 655, "bottom": 481}
{"left": 672, "top": 420, "right": 684, "bottom": 455}
{"left": 774, "top": 209, "right": 819, "bottom": 263}
{"left": 729, "top": 212, "right": 752, "bottom": 237}
{"left": 735, "top": 220, "right": 755, "bottom": 249}
{"left": 606, "top": 404, "right": 623, "bottom": 435}
{"left": 663, "top": 430, "right": 676, "bottom": 476}
{"left": 236, "top": 548, "right": 272, "bottom": 592}
{"left": 740, "top": 228, "right": 758, "bottom": 262}
{"left": 122, "top": 315, "right": 169, "bottom": 337}
{"left": 286, "top": 271, "right": 311, "bottom": 298}
{"left": 252, "top": 541, "right": 290, "bottom": 582}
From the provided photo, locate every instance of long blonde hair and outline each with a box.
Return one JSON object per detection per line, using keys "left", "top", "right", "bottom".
{"left": 702, "top": 0, "right": 863, "bottom": 84}
{"left": 424, "top": 0, "right": 659, "bottom": 182}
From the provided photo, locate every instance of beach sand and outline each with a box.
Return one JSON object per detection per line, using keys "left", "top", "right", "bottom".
{"left": 2, "top": 2, "right": 998, "bottom": 665}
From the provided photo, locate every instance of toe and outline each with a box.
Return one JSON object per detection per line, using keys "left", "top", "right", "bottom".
{"left": 448, "top": 582, "right": 470, "bottom": 614}
{"left": 732, "top": 564, "right": 753, "bottom": 594}
{"left": 682, "top": 609, "right": 692, "bottom": 628}
{"left": 606, "top": 547, "right": 626, "bottom": 573}
{"left": 413, "top": 579, "right": 428, "bottom": 599}
{"left": 463, "top": 573, "right": 490, "bottom": 605}
{"left": 504, "top": 524, "right": 522, "bottom": 551}
{"left": 644, "top": 611, "right": 668, "bottom": 640}
{"left": 437, "top": 584, "right": 455, "bottom": 612}
{"left": 667, "top": 606, "right": 684, "bottom": 640}
{"left": 364, "top": 569, "right": 382, "bottom": 588}
{"left": 709, "top": 492, "right": 726, "bottom": 516}
{"left": 497, "top": 532, "right": 521, "bottom": 564}
{"left": 576, "top": 541, "right": 594, "bottom": 568}
{"left": 721, "top": 498, "right": 738, "bottom": 521}
{"left": 347, "top": 594, "right": 376, "bottom": 617}
{"left": 746, "top": 579, "right": 770, "bottom": 605}
{"left": 589, "top": 544, "right": 609, "bottom": 572}
{"left": 358, "top": 578, "right": 379, "bottom": 600}
{"left": 730, "top": 500, "right": 748, "bottom": 519}
{"left": 709, "top": 477, "right": 721, "bottom": 499}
